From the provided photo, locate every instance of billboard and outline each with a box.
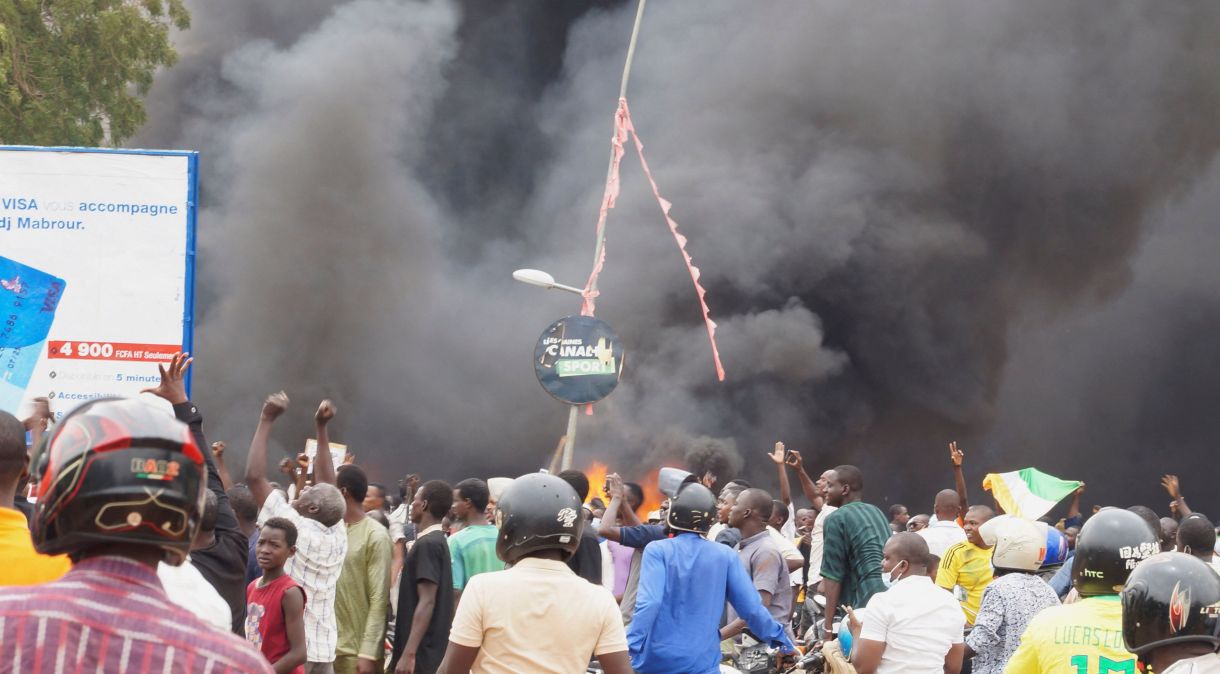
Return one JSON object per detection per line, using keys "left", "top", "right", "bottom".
{"left": 0, "top": 147, "right": 197, "bottom": 417}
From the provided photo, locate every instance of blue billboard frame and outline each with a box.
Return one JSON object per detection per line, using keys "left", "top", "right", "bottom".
{"left": 0, "top": 145, "right": 199, "bottom": 395}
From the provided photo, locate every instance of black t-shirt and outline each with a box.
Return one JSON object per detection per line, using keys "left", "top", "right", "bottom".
{"left": 566, "top": 527, "right": 603, "bottom": 585}
{"left": 391, "top": 529, "right": 453, "bottom": 674}
{"left": 191, "top": 528, "right": 250, "bottom": 634}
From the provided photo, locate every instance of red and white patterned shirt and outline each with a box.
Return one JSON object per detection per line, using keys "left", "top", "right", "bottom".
{"left": 0, "top": 555, "right": 273, "bottom": 673}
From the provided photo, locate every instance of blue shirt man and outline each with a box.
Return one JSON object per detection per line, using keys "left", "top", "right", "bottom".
{"left": 627, "top": 531, "right": 796, "bottom": 674}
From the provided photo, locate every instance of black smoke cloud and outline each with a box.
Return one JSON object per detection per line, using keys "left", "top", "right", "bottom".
{"left": 135, "top": 1, "right": 1220, "bottom": 514}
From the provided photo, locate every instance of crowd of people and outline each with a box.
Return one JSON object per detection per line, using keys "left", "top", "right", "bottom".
{"left": 0, "top": 353, "right": 1218, "bottom": 674}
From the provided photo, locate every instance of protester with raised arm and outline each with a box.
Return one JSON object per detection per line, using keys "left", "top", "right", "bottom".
{"left": 786, "top": 447, "right": 825, "bottom": 512}
{"left": 949, "top": 441, "right": 971, "bottom": 516}
{"left": 599, "top": 472, "right": 666, "bottom": 624}
{"left": 246, "top": 393, "right": 348, "bottom": 674}
{"left": 212, "top": 440, "right": 234, "bottom": 490}
{"left": 785, "top": 449, "right": 838, "bottom": 594}
{"left": 769, "top": 441, "right": 797, "bottom": 538}
{"left": 143, "top": 352, "right": 249, "bottom": 634}
{"left": 1162, "top": 474, "right": 1193, "bottom": 519}
{"left": 0, "top": 397, "right": 272, "bottom": 672}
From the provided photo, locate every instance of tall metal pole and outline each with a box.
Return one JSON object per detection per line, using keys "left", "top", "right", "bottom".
{"left": 560, "top": 0, "right": 648, "bottom": 472}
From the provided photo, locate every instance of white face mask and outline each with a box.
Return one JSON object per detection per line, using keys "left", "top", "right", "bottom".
{"left": 882, "top": 560, "right": 908, "bottom": 589}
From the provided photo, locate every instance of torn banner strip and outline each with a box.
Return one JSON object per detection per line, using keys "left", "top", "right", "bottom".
{"left": 580, "top": 97, "right": 725, "bottom": 382}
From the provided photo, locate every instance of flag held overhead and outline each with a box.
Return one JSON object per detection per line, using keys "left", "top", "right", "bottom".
{"left": 982, "top": 467, "right": 1082, "bottom": 520}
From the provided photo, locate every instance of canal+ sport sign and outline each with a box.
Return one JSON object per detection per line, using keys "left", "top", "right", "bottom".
{"left": 533, "top": 315, "right": 625, "bottom": 405}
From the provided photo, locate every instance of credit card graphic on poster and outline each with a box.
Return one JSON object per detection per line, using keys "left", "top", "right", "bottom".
{"left": 0, "top": 254, "right": 67, "bottom": 413}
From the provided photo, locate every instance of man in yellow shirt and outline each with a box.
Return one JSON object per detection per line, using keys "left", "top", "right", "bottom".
{"left": 0, "top": 410, "right": 70, "bottom": 585}
{"left": 1005, "top": 508, "right": 1159, "bottom": 674}
{"left": 937, "top": 504, "right": 995, "bottom": 624}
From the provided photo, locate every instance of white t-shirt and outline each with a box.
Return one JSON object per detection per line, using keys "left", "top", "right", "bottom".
{"left": 158, "top": 555, "right": 231, "bottom": 632}
{"left": 767, "top": 526, "right": 804, "bottom": 586}
{"left": 388, "top": 502, "right": 410, "bottom": 543}
{"left": 781, "top": 502, "right": 797, "bottom": 540}
{"left": 859, "top": 575, "right": 965, "bottom": 674}
{"left": 807, "top": 504, "right": 837, "bottom": 586}
{"left": 259, "top": 490, "right": 348, "bottom": 663}
{"left": 1165, "top": 654, "right": 1220, "bottom": 674}
{"left": 918, "top": 519, "right": 967, "bottom": 560}
{"left": 448, "top": 557, "right": 627, "bottom": 674}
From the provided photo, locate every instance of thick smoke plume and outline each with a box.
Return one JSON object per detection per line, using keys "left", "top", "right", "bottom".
{"left": 136, "top": 1, "right": 1220, "bottom": 513}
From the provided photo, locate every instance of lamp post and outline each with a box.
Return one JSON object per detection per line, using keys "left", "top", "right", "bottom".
{"left": 511, "top": 269, "right": 584, "bottom": 296}
{"left": 513, "top": 0, "right": 649, "bottom": 473}
{"left": 513, "top": 268, "right": 584, "bottom": 471}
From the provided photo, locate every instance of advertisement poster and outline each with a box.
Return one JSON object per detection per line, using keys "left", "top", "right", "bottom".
{"left": 0, "top": 147, "right": 197, "bottom": 417}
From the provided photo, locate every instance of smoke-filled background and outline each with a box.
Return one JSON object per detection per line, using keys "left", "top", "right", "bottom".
{"left": 134, "top": 0, "right": 1220, "bottom": 515}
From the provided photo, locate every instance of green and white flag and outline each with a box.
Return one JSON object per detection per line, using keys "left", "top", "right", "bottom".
{"left": 982, "top": 468, "right": 1082, "bottom": 520}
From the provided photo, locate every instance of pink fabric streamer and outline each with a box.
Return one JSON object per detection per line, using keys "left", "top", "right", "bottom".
{"left": 581, "top": 98, "right": 726, "bottom": 382}
{"left": 579, "top": 101, "right": 629, "bottom": 318}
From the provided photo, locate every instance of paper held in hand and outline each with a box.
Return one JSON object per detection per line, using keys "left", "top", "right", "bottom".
{"left": 303, "top": 438, "right": 347, "bottom": 474}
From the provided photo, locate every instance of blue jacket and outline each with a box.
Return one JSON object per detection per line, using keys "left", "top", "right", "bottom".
{"left": 627, "top": 532, "right": 796, "bottom": 674}
{"left": 1050, "top": 551, "right": 1075, "bottom": 598}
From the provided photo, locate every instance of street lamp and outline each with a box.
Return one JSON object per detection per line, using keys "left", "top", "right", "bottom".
{"left": 514, "top": 268, "right": 585, "bottom": 471}
{"left": 512, "top": 268, "right": 584, "bottom": 296}
{"left": 512, "top": 0, "right": 649, "bottom": 473}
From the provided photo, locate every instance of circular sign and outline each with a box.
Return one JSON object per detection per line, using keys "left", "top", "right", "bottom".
{"left": 534, "top": 315, "right": 625, "bottom": 405}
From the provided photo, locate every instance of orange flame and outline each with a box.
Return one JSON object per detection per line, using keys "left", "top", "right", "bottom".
{"left": 582, "top": 461, "right": 671, "bottom": 521}
{"left": 583, "top": 461, "right": 610, "bottom": 504}
{"left": 637, "top": 469, "right": 666, "bottom": 520}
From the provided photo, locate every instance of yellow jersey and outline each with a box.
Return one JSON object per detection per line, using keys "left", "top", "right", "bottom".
{"left": 0, "top": 507, "right": 70, "bottom": 586}
{"left": 936, "top": 540, "right": 994, "bottom": 624}
{"left": 1004, "top": 596, "right": 1136, "bottom": 674}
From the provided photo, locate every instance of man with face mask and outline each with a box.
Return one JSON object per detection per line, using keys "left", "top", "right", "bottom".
{"left": 846, "top": 533, "right": 966, "bottom": 674}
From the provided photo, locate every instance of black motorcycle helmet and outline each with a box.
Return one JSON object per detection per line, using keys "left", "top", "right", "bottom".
{"left": 1122, "top": 552, "right": 1220, "bottom": 656}
{"left": 1072, "top": 507, "right": 1160, "bottom": 597}
{"left": 33, "top": 397, "right": 206, "bottom": 566}
{"left": 494, "top": 473, "right": 584, "bottom": 564}
{"left": 666, "top": 482, "right": 716, "bottom": 534}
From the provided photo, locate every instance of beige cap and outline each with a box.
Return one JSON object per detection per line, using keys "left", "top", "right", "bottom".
{"left": 487, "top": 477, "right": 514, "bottom": 503}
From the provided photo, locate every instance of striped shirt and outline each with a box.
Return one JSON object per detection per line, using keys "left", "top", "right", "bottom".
{"left": 0, "top": 555, "right": 272, "bottom": 673}
{"left": 260, "top": 490, "right": 348, "bottom": 663}
{"left": 820, "top": 501, "right": 890, "bottom": 609}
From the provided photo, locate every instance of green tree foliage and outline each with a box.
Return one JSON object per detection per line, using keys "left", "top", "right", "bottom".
{"left": 0, "top": 0, "right": 189, "bottom": 146}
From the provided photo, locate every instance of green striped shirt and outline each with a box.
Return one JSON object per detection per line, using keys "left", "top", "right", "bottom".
{"left": 820, "top": 501, "right": 891, "bottom": 609}
{"left": 448, "top": 524, "right": 503, "bottom": 590}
